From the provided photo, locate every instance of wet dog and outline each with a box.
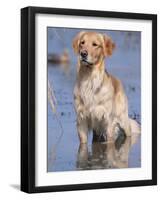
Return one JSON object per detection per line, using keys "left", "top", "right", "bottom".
{"left": 73, "top": 31, "right": 140, "bottom": 144}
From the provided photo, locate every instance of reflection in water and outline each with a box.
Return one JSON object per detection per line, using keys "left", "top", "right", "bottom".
{"left": 77, "top": 132, "right": 140, "bottom": 170}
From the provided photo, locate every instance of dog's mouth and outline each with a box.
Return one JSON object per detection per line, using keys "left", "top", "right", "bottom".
{"left": 80, "top": 58, "right": 93, "bottom": 67}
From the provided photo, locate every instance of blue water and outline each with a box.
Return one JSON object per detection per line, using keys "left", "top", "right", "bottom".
{"left": 47, "top": 28, "right": 141, "bottom": 172}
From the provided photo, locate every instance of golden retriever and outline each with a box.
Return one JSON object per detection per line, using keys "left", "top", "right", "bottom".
{"left": 73, "top": 31, "right": 140, "bottom": 144}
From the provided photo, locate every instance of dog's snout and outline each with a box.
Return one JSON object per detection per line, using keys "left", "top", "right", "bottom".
{"left": 80, "top": 50, "right": 88, "bottom": 58}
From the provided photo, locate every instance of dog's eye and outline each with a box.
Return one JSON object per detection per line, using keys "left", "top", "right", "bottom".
{"left": 92, "top": 42, "right": 98, "bottom": 47}
{"left": 81, "top": 40, "right": 85, "bottom": 45}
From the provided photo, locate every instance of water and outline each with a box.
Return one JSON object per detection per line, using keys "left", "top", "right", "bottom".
{"left": 47, "top": 28, "right": 141, "bottom": 172}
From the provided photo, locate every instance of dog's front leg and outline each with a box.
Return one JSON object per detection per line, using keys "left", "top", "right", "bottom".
{"left": 74, "top": 91, "right": 88, "bottom": 143}
{"left": 77, "top": 119, "right": 88, "bottom": 144}
{"left": 107, "top": 118, "right": 118, "bottom": 142}
{"left": 107, "top": 126, "right": 114, "bottom": 142}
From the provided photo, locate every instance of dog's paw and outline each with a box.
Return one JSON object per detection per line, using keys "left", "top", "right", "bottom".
{"left": 92, "top": 106, "right": 106, "bottom": 121}
{"left": 79, "top": 112, "right": 84, "bottom": 120}
{"left": 77, "top": 111, "right": 85, "bottom": 121}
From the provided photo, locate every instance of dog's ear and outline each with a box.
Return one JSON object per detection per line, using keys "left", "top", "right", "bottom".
{"left": 103, "top": 34, "right": 115, "bottom": 56}
{"left": 72, "top": 31, "right": 85, "bottom": 54}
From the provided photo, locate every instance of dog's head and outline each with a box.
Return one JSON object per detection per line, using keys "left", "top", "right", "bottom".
{"left": 73, "top": 31, "right": 115, "bottom": 67}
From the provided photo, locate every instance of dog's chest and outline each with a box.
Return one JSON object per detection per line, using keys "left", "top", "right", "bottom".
{"left": 79, "top": 77, "right": 111, "bottom": 121}
{"left": 79, "top": 78, "right": 99, "bottom": 107}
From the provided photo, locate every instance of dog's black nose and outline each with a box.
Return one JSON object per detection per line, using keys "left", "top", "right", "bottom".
{"left": 80, "top": 50, "right": 88, "bottom": 58}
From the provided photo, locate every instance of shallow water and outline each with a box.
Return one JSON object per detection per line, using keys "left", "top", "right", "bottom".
{"left": 47, "top": 28, "right": 141, "bottom": 172}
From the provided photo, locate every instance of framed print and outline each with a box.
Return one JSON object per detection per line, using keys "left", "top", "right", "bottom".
{"left": 21, "top": 6, "right": 157, "bottom": 193}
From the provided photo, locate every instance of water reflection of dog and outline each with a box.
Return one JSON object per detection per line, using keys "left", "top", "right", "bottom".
{"left": 76, "top": 129, "right": 139, "bottom": 170}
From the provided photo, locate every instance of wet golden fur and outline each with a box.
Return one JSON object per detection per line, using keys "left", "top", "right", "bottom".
{"left": 73, "top": 31, "right": 140, "bottom": 144}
